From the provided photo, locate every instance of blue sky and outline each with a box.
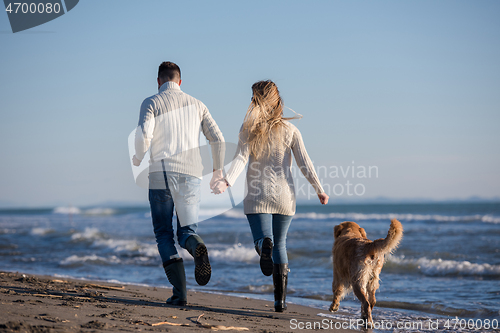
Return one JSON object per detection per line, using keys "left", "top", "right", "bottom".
{"left": 1, "top": 0, "right": 499, "bottom": 207}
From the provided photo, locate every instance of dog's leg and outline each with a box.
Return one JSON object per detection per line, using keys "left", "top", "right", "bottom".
{"left": 353, "top": 284, "right": 372, "bottom": 326}
{"left": 367, "top": 277, "right": 378, "bottom": 312}
{"left": 329, "top": 280, "right": 344, "bottom": 312}
{"left": 367, "top": 289, "right": 376, "bottom": 312}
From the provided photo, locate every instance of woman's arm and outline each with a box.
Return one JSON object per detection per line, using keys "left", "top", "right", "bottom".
{"left": 224, "top": 128, "right": 250, "bottom": 187}
{"left": 291, "top": 127, "right": 329, "bottom": 204}
{"left": 211, "top": 127, "right": 250, "bottom": 194}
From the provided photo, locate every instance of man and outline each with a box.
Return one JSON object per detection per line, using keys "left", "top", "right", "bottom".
{"left": 132, "top": 61, "right": 224, "bottom": 306}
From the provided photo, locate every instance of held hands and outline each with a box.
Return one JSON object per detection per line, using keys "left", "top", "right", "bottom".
{"left": 210, "top": 170, "right": 228, "bottom": 195}
{"left": 210, "top": 169, "right": 223, "bottom": 188}
{"left": 211, "top": 179, "right": 228, "bottom": 195}
{"left": 318, "top": 192, "right": 329, "bottom": 205}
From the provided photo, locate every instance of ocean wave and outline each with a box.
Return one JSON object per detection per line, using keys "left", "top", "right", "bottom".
{"left": 387, "top": 255, "right": 500, "bottom": 277}
{"left": 481, "top": 215, "right": 500, "bottom": 223}
{"left": 83, "top": 208, "right": 116, "bottom": 216}
{"left": 71, "top": 227, "right": 102, "bottom": 241}
{"left": 31, "top": 227, "right": 55, "bottom": 236}
{"left": 0, "top": 228, "right": 16, "bottom": 235}
{"left": 53, "top": 206, "right": 81, "bottom": 214}
{"left": 68, "top": 235, "right": 257, "bottom": 263}
{"left": 209, "top": 244, "right": 258, "bottom": 262}
{"left": 294, "top": 212, "right": 500, "bottom": 223}
{"left": 52, "top": 206, "right": 117, "bottom": 216}
{"left": 60, "top": 254, "right": 121, "bottom": 266}
{"left": 94, "top": 238, "right": 141, "bottom": 252}
{"left": 94, "top": 238, "right": 158, "bottom": 257}
{"left": 247, "top": 284, "right": 274, "bottom": 293}
{"left": 69, "top": 227, "right": 159, "bottom": 258}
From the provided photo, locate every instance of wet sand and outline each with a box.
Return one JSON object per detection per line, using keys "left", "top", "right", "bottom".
{"left": 0, "top": 271, "right": 356, "bottom": 332}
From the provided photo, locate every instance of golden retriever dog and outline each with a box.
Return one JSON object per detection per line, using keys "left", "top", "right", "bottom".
{"left": 329, "top": 219, "right": 403, "bottom": 325}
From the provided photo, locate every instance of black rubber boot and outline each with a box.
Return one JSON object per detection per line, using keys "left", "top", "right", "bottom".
{"left": 185, "top": 235, "right": 211, "bottom": 286}
{"left": 273, "top": 263, "right": 289, "bottom": 312}
{"left": 163, "top": 258, "right": 187, "bottom": 306}
{"left": 260, "top": 237, "right": 273, "bottom": 276}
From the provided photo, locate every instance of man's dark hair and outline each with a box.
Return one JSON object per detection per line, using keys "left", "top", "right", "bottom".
{"left": 158, "top": 61, "right": 181, "bottom": 82}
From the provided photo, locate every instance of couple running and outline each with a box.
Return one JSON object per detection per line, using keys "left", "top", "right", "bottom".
{"left": 132, "top": 61, "right": 328, "bottom": 312}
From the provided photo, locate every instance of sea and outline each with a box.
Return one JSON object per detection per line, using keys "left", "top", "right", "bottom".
{"left": 1, "top": 202, "right": 499, "bottom": 332}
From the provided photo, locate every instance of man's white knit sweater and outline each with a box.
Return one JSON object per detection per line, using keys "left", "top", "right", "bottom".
{"left": 225, "top": 121, "right": 324, "bottom": 215}
{"left": 134, "top": 82, "right": 224, "bottom": 178}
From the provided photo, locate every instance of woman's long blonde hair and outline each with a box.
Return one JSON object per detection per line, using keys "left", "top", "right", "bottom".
{"left": 242, "top": 80, "right": 301, "bottom": 159}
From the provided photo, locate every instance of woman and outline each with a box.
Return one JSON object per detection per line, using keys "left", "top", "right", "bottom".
{"left": 213, "top": 80, "right": 329, "bottom": 312}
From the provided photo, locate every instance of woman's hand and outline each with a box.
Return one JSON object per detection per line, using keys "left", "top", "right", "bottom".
{"left": 318, "top": 192, "right": 329, "bottom": 205}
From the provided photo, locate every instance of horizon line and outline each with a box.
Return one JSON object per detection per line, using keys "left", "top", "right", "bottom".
{"left": 1, "top": 196, "right": 500, "bottom": 210}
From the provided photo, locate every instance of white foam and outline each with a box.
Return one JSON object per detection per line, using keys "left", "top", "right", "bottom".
{"left": 71, "top": 227, "right": 101, "bottom": 241}
{"left": 31, "top": 227, "right": 54, "bottom": 236}
{"left": 94, "top": 238, "right": 158, "bottom": 257}
{"left": 209, "top": 243, "right": 258, "bottom": 262}
{"left": 83, "top": 208, "right": 116, "bottom": 216}
{"left": 60, "top": 254, "right": 121, "bottom": 266}
{"left": 481, "top": 215, "right": 500, "bottom": 224}
{"left": 95, "top": 239, "right": 140, "bottom": 252}
{"left": 138, "top": 244, "right": 159, "bottom": 257}
{"left": 69, "top": 227, "right": 160, "bottom": 259}
{"left": 53, "top": 206, "right": 81, "bottom": 215}
{"left": 388, "top": 255, "right": 500, "bottom": 277}
{"left": 247, "top": 284, "right": 273, "bottom": 293}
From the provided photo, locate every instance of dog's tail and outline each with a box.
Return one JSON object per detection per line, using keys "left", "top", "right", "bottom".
{"left": 369, "top": 219, "right": 403, "bottom": 255}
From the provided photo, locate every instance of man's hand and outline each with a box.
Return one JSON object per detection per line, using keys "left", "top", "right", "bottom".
{"left": 132, "top": 155, "right": 141, "bottom": 166}
{"left": 318, "top": 192, "right": 329, "bottom": 205}
{"left": 211, "top": 179, "right": 228, "bottom": 195}
{"left": 210, "top": 169, "right": 224, "bottom": 189}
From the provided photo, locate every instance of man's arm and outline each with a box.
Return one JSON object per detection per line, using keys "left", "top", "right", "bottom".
{"left": 133, "top": 98, "right": 156, "bottom": 165}
{"left": 201, "top": 106, "right": 225, "bottom": 189}
{"left": 201, "top": 107, "right": 225, "bottom": 171}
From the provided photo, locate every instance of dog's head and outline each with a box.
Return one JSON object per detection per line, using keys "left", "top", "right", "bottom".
{"left": 334, "top": 221, "right": 367, "bottom": 239}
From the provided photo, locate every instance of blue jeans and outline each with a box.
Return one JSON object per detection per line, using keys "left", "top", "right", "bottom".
{"left": 246, "top": 214, "right": 293, "bottom": 264}
{"left": 149, "top": 171, "right": 201, "bottom": 263}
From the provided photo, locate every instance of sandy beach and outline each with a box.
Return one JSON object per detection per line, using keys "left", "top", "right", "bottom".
{"left": 0, "top": 271, "right": 356, "bottom": 332}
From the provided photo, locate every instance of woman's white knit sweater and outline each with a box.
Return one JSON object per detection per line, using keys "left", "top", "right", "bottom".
{"left": 225, "top": 121, "right": 324, "bottom": 215}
